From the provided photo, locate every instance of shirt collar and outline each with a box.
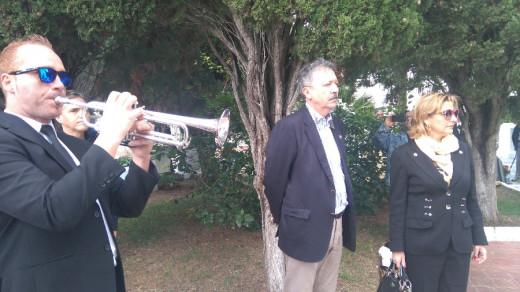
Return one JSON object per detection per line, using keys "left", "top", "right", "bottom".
{"left": 306, "top": 103, "right": 333, "bottom": 130}
{"left": 4, "top": 109, "right": 53, "bottom": 133}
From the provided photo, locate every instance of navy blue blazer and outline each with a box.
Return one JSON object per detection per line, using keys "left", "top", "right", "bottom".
{"left": 0, "top": 112, "right": 158, "bottom": 291}
{"left": 263, "top": 107, "right": 356, "bottom": 263}
{"left": 389, "top": 139, "right": 487, "bottom": 255}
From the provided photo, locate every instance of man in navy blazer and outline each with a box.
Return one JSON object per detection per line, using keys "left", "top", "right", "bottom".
{"left": 0, "top": 34, "right": 158, "bottom": 291}
{"left": 263, "top": 58, "right": 356, "bottom": 291}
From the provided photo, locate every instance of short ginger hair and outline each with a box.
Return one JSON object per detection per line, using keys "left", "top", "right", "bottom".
{"left": 0, "top": 34, "right": 53, "bottom": 75}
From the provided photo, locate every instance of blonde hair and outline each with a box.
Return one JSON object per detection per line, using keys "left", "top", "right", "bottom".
{"left": 408, "top": 92, "right": 459, "bottom": 139}
{"left": 0, "top": 34, "right": 53, "bottom": 75}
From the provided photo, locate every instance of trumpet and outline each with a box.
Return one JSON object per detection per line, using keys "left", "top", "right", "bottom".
{"left": 55, "top": 96, "right": 230, "bottom": 148}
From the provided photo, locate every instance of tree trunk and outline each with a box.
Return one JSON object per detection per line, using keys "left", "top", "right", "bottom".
{"left": 185, "top": 5, "right": 302, "bottom": 290}
{"left": 256, "top": 179, "right": 285, "bottom": 291}
{"left": 250, "top": 123, "right": 286, "bottom": 292}
{"left": 461, "top": 96, "right": 501, "bottom": 222}
{"left": 471, "top": 148, "right": 500, "bottom": 221}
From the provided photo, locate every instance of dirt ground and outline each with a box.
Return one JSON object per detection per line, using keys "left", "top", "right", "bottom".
{"left": 117, "top": 180, "right": 388, "bottom": 291}
{"left": 118, "top": 182, "right": 269, "bottom": 292}
{"left": 119, "top": 181, "right": 520, "bottom": 291}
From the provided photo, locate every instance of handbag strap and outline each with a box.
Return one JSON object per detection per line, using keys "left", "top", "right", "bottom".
{"left": 384, "top": 263, "right": 412, "bottom": 292}
{"left": 398, "top": 265, "right": 412, "bottom": 292}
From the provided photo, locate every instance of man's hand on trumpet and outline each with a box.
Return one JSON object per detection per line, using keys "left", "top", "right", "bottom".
{"left": 127, "top": 118, "right": 154, "bottom": 172}
{"left": 93, "top": 91, "right": 153, "bottom": 171}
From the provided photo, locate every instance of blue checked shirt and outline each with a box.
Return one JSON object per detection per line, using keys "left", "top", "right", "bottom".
{"left": 306, "top": 104, "right": 348, "bottom": 215}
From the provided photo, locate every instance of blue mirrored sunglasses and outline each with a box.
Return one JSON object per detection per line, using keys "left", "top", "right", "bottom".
{"left": 9, "top": 67, "right": 72, "bottom": 87}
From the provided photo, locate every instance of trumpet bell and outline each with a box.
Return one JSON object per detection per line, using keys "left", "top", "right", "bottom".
{"left": 215, "top": 109, "right": 230, "bottom": 147}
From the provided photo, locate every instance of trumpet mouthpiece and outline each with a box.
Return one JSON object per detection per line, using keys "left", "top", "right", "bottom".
{"left": 55, "top": 96, "right": 69, "bottom": 105}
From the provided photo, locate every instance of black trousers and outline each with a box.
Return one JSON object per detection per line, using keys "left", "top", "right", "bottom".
{"left": 405, "top": 241, "right": 471, "bottom": 292}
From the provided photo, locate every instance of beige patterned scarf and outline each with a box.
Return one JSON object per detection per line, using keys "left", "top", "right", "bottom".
{"left": 414, "top": 134, "right": 459, "bottom": 185}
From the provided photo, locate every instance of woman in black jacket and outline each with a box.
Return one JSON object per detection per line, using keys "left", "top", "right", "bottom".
{"left": 389, "top": 92, "right": 488, "bottom": 292}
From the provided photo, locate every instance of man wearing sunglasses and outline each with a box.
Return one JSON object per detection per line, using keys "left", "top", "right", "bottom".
{"left": 0, "top": 34, "right": 158, "bottom": 291}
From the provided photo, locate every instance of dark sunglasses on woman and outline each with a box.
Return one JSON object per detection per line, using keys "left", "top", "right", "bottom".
{"left": 8, "top": 67, "right": 72, "bottom": 87}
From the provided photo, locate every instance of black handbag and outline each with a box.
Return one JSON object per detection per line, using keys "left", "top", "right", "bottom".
{"left": 377, "top": 262, "right": 412, "bottom": 292}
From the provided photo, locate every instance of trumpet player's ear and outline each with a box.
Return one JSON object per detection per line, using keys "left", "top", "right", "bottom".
{"left": 1, "top": 73, "right": 15, "bottom": 95}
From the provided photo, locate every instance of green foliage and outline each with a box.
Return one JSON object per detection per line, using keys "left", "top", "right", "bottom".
{"left": 184, "top": 89, "right": 259, "bottom": 231}
{"left": 503, "top": 93, "right": 520, "bottom": 123}
{"left": 410, "top": 0, "right": 520, "bottom": 103}
{"left": 227, "top": 0, "right": 296, "bottom": 29}
{"left": 152, "top": 144, "right": 196, "bottom": 177}
{"left": 334, "top": 95, "right": 388, "bottom": 215}
{"left": 187, "top": 138, "right": 259, "bottom": 231}
{"left": 116, "top": 156, "right": 131, "bottom": 167}
{"left": 0, "top": 0, "right": 157, "bottom": 80}
{"left": 225, "top": 0, "right": 425, "bottom": 63}
{"left": 96, "top": 33, "right": 222, "bottom": 114}
{"left": 158, "top": 172, "right": 184, "bottom": 190}
{"left": 294, "top": 0, "right": 425, "bottom": 63}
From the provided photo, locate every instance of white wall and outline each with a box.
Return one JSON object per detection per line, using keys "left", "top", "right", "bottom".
{"left": 497, "top": 123, "right": 516, "bottom": 160}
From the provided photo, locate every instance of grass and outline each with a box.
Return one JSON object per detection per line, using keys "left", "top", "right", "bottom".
{"left": 497, "top": 186, "right": 520, "bottom": 226}
{"left": 117, "top": 184, "right": 518, "bottom": 291}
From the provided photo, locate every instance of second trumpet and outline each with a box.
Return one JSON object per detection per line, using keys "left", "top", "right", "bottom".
{"left": 55, "top": 96, "right": 230, "bottom": 148}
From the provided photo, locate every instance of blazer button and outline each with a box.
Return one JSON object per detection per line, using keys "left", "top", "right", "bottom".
{"left": 104, "top": 244, "right": 111, "bottom": 251}
{"left": 94, "top": 211, "right": 100, "bottom": 218}
{"left": 446, "top": 204, "right": 451, "bottom": 210}
{"left": 331, "top": 190, "right": 335, "bottom": 195}
{"left": 446, "top": 192, "right": 451, "bottom": 196}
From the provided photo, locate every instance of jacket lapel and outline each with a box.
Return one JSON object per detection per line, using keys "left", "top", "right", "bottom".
{"left": 407, "top": 140, "right": 448, "bottom": 190}
{"left": 58, "top": 131, "right": 90, "bottom": 159}
{"left": 302, "top": 108, "right": 335, "bottom": 184}
{"left": 0, "top": 113, "right": 74, "bottom": 171}
{"left": 330, "top": 118, "right": 348, "bottom": 175}
{"left": 449, "top": 146, "right": 465, "bottom": 187}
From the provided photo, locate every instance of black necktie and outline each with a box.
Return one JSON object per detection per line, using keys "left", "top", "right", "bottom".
{"left": 40, "top": 125, "right": 75, "bottom": 167}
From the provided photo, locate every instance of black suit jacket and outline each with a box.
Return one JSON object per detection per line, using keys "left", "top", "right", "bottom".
{"left": 389, "top": 139, "right": 487, "bottom": 255}
{"left": 263, "top": 107, "right": 356, "bottom": 263}
{"left": 0, "top": 112, "right": 158, "bottom": 291}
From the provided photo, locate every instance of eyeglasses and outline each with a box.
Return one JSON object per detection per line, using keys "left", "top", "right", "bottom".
{"left": 437, "top": 109, "right": 459, "bottom": 120}
{"left": 8, "top": 67, "right": 72, "bottom": 87}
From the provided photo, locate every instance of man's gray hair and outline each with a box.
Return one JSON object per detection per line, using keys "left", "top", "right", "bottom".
{"left": 297, "top": 58, "right": 337, "bottom": 96}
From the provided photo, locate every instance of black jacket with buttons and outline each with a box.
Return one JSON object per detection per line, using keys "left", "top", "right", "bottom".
{"left": 389, "top": 139, "right": 487, "bottom": 255}
{"left": 0, "top": 112, "right": 158, "bottom": 291}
